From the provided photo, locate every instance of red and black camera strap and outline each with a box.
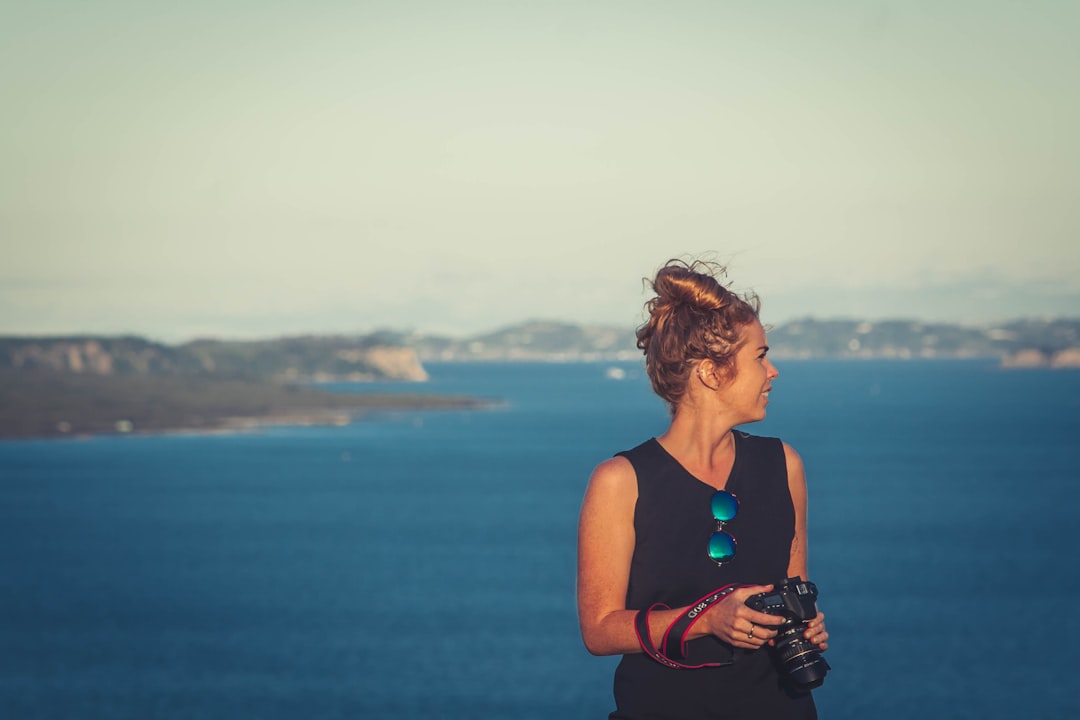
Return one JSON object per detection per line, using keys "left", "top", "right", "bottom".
{"left": 633, "top": 583, "right": 748, "bottom": 669}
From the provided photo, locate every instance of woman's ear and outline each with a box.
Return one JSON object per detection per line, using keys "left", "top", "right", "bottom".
{"left": 695, "top": 360, "right": 719, "bottom": 391}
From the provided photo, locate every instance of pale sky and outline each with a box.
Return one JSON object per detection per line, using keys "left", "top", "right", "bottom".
{"left": 3, "top": 1, "right": 1078, "bottom": 341}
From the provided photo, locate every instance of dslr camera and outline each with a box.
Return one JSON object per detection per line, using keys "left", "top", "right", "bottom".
{"left": 744, "top": 577, "right": 830, "bottom": 689}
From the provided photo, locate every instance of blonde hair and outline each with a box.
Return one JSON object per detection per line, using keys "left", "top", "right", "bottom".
{"left": 637, "top": 259, "right": 761, "bottom": 412}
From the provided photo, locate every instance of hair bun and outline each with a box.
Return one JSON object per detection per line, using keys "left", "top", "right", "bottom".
{"left": 652, "top": 262, "right": 730, "bottom": 314}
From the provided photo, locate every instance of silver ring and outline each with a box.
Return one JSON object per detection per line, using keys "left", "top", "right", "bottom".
{"left": 747, "top": 623, "right": 755, "bottom": 639}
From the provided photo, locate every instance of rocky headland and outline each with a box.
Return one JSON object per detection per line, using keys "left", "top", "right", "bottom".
{"left": 2, "top": 335, "right": 430, "bottom": 382}
{"left": 0, "top": 335, "right": 472, "bottom": 439}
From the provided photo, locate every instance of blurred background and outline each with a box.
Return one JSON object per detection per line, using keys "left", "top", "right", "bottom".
{"left": 2, "top": 2, "right": 1079, "bottom": 719}
{"left": 2, "top": 0, "right": 1077, "bottom": 339}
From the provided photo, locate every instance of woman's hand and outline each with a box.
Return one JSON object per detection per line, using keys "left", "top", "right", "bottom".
{"left": 700, "top": 584, "right": 787, "bottom": 650}
{"left": 802, "top": 611, "right": 829, "bottom": 651}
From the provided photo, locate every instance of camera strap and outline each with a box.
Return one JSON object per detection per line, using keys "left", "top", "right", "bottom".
{"left": 634, "top": 583, "right": 748, "bottom": 669}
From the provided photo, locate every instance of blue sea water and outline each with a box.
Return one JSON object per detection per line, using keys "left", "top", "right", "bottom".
{"left": 1, "top": 360, "right": 1078, "bottom": 719}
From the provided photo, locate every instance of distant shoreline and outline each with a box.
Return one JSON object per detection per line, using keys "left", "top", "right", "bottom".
{"left": 15, "top": 403, "right": 493, "bottom": 443}
{"left": 0, "top": 370, "right": 487, "bottom": 441}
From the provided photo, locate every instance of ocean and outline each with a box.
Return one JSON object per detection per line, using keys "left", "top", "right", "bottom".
{"left": 1, "top": 360, "right": 1077, "bottom": 719}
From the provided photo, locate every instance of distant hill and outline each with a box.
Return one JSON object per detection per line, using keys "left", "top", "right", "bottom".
{"left": 4, "top": 316, "right": 1077, "bottom": 439}
{"left": 4, "top": 318, "right": 1078, "bottom": 374}
{"left": 0, "top": 335, "right": 429, "bottom": 382}
{"left": 768, "top": 318, "right": 1080, "bottom": 366}
{"left": 403, "top": 317, "right": 1080, "bottom": 367}
{"left": 405, "top": 320, "right": 640, "bottom": 362}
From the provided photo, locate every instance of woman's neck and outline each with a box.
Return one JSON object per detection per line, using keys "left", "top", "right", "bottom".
{"left": 657, "top": 411, "right": 737, "bottom": 487}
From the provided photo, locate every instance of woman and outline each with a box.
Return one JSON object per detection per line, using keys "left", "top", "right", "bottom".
{"left": 577, "top": 259, "right": 829, "bottom": 719}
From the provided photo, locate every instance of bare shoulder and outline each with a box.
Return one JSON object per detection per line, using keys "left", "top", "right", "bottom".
{"left": 589, "top": 455, "right": 636, "bottom": 487}
{"left": 583, "top": 455, "right": 638, "bottom": 506}
{"left": 579, "top": 456, "right": 638, "bottom": 571}
{"left": 781, "top": 442, "right": 805, "bottom": 475}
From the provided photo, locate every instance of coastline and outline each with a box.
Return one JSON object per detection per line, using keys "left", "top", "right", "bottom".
{"left": 0, "top": 370, "right": 486, "bottom": 441}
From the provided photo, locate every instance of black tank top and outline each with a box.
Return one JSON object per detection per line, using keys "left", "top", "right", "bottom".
{"left": 610, "top": 432, "right": 816, "bottom": 720}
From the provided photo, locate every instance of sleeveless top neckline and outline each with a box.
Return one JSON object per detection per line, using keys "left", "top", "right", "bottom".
{"left": 646, "top": 430, "right": 748, "bottom": 494}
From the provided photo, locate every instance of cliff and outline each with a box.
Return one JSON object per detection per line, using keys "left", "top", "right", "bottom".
{"left": 0, "top": 335, "right": 450, "bottom": 439}
{"left": 0, "top": 335, "right": 429, "bottom": 382}
{"left": 178, "top": 336, "right": 429, "bottom": 382}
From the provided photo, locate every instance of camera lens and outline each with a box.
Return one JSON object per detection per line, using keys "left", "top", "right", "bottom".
{"left": 773, "top": 624, "right": 830, "bottom": 689}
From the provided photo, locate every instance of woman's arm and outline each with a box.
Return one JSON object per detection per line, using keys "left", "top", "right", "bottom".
{"left": 783, "top": 442, "right": 829, "bottom": 650}
{"left": 577, "top": 456, "right": 650, "bottom": 655}
{"left": 784, "top": 442, "right": 809, "bottom": 581}
{"left": 577, "top": 457, "right": 781, "bottom": 656}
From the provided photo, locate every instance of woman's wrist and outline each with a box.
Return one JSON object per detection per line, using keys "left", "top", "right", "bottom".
{"left": 634, "top": 585, "right": 747, "bottom": 668}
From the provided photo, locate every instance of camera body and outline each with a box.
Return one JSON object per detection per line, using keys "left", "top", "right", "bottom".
{"left": 744, "top": 577, "right": 830, "bottom": 689}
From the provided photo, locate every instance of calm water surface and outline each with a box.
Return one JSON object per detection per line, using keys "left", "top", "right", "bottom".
{"left": 1, "top": 361, "right": 1077, "bottom": 719}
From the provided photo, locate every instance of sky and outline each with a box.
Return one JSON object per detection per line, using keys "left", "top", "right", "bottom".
{"left": 2, "top": 1, "right": 1078, "bottom": 342}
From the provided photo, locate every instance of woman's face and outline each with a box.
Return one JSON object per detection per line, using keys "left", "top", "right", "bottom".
{"left": 714, "top": 320, "right": 779, "bottom": 424}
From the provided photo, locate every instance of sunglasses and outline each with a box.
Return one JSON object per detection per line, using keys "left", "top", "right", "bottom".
{"left": 707, "top": 490, "right": 739, "bottom": 566}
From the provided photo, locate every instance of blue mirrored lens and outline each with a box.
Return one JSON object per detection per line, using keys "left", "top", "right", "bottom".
{"left": 708, "top": 531, "right": 737, "bottom": 564}
{"left": 711, "top": 491, "right": 738, "bottom": 522}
